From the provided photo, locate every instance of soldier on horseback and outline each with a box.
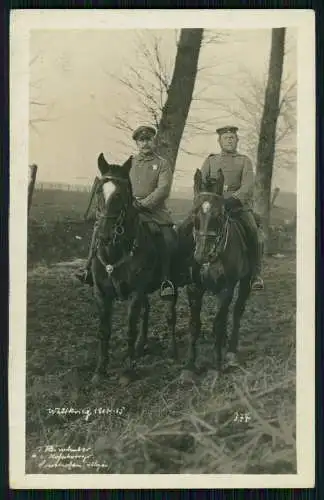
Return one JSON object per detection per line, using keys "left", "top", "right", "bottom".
{"left": 77, "top": 125, "right": 177, "bottom": 299}
{"left": 200, "top": 125, "right": 264, "bottom": 291}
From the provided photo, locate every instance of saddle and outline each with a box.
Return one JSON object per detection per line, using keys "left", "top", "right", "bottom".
{"left": 135, "top": 204, "right": 177, "bottom": 246}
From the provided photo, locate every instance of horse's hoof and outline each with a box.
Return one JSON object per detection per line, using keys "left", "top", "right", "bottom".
{"left": 180, "top": 369, "right": 195, "bottom": 384}
{"left": 225, "top": 352, "right": 239, "bottom": 368}
{"left": 136, "top": 342, "right": 148, "bottom": 357}
{"left": 167, "top": 347, "right": 178, "bottom": 361}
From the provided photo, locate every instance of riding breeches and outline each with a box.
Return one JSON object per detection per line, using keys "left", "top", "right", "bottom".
{"left": 156, "top": 225, "right": 177, "bottom": 280}
{"left": 234, "top": 210, "right": 263, "bottom": 275}
{"left": 237, "top": 210, "right": 259, "bottom": 241}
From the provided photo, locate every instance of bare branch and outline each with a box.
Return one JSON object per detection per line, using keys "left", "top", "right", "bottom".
{"left": 201, "top": 30, "right": 228, "bottom": 46}
{"left": 30, "top": 100, "right": 48, "bottom": 106}
{"left": 29, "top": 54, "right": 41, "bottom": 67}
{"left": 179, "top": 146, "right": 207, "bottom": 158}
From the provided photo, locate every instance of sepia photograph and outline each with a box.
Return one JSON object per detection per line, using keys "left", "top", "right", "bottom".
{"left": 9, "top": 9, "right": 315, "bottom": 489}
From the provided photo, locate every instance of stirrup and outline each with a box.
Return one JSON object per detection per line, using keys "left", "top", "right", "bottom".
{"left": 250, "top": 275, "right": 264, "bottom": 291}
{"left": 160, "top": 280, "right": 175, "bottom": 298}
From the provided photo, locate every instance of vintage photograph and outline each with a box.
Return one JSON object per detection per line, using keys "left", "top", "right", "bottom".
{"left": 9, "top": 10, "right": 315, "bottom": 489}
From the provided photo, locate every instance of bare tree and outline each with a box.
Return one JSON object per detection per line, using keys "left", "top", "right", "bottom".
{"left": 99, "top": 31, "right": 174, "bottom": 155}
{"left": 103, "top": 29, "right": 232, "bottom": 163}
{"left": 29, "top": 53, "right": 59, "bottom": 133}
{"left": 154, "top": 29, "right": 204, "bottom": 171}
{"left": 207, "top": 68, "right": 296, "bottom": 171}
{"left": 103, "top": 30, "right": 295, "bottom": 176}
{"left": 254, "top": 28, "right": 286, "bottom": 250}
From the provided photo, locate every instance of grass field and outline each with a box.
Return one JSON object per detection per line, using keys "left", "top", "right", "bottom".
{"left": 26, "top": 188, "right": 297, "bottom": 474}
{"left": 29, "top": 187, "right": 297, "bottom": 225}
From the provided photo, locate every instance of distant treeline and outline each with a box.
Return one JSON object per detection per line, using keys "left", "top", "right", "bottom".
{"left": 35, "top": 181, "right": 193, "bottom": 198}
{"left": 36, "top": 182, "right": 92, "bottom": 192}
{"left": 35, "top": 182, "right": 296, "bottom": 211}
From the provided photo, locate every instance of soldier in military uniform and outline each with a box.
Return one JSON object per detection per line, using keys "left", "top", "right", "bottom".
{"left": 129, "top": 125, "right": 177, "bottom": 298}
{"left": 77, "top": 125, "right": 176, "bottom": 299}
{"left": 200, "top": 125, "right": 264, "bottom": 291}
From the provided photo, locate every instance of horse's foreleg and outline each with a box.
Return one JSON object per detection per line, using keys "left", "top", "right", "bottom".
{"left": 92, "top": 290, "right": 113, "bottom": 383}
{"left": 185, "top": 284, "right": 203, "bottom": 371}
{"left": 136, "top": 295, "right": 150, "bottom": 357}
{"left": 212, "top": 289, "right": 233, "bottom": 374}
{"left": 227, "top": 277, "right": 251, "bottom": 365}
{"left": 165, "top": 288, "right": 178, "bottom": 361}
{"left": 127, "top": 294, "right": 143, "bottom": 371}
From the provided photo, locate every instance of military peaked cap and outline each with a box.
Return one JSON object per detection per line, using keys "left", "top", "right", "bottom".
{"left": 132, "top": 125, "right": 157, "bottom": 141}
{"left": 216, "top": 125, "right": 239, "bottom": 136}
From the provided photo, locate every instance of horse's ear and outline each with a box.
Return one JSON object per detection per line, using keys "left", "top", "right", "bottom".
{"left": 194, "top": 169, "right": 202, "bottom": 195}
{"left": 122, "top": 155, "right": 133, "bottom": 176}
{"left": 98, "top": 153, "right": 110, "bottom": 175}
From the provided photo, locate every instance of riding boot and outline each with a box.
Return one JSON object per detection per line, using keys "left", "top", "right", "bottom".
{"left": 75, "top": 222, "right": 98, "bottom": 286}
{"left": 251, "top": 239, "right": 264, "bottom": 291}
{"left": 250, "top": 232, "right": 264, "bottom": 291}
{"left": 160, "top": 229, "right": 176, "bottom": 299}
{"left": 160, "top": 252, "right": 175, "bottom": 299}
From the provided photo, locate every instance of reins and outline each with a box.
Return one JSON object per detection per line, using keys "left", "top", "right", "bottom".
{"left": 95, "top": 176, "right": 138, "bottom": 286}
{"left": 193, "top": 211, "right": 231, "bottom": 263}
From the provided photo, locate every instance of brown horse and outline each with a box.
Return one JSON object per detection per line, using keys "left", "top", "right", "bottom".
{"left": 180, "top": 167, "right": 253, "bottom": 381}
{"left": 90, "top": 154, "right": 191, "bottom": 384}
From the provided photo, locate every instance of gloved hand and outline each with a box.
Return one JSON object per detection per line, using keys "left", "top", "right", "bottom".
{"left": 224, "top": 196, "right": 242, "bottom": 211}
{"left": 132, "top": 198, "right": 143, "bottom": 210}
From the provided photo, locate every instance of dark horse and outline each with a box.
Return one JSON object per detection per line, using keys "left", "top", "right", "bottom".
{"left": 180, "top": 167, "right": 253, "bottom": 381}
{"left": 90, "top": 153, "right": 190, "bottom": 384}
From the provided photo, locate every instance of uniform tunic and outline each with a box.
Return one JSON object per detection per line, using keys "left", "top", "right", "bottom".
{"left": 200, "top": 151, "right": 254, "bottom": 210}
{"left": 129, "top": 151, "right": 174, "bottom": 225}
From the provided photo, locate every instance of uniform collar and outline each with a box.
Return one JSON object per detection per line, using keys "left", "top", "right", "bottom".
{"left": 137, "top": 150, "right": 156, "bottom": 161}
{"left": 220, "top": 150, "right": 238, "bottom": 157}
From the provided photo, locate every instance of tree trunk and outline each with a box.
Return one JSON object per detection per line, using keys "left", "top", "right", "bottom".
{"left": 254, "top": 28, "right": 286, "bottom": 252}
{"left": 155, "top": 29, "right": 203, "bottom": 172}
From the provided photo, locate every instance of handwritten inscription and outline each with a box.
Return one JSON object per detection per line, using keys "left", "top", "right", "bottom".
{"left": 47, "top": 406, "right": 126, "bottom": 421}
{"left": 31, "top": 445, "right": 110, "bottom": 472}
{"left": 233, "top": 411, "right": 251, "bottom": 423}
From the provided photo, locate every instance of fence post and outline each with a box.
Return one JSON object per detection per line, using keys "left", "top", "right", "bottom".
{"left": 84, "top": 176, "right": 100, "bottom": 220}
{"left": 28, "top": 164, "right": 38, "bottom": 215}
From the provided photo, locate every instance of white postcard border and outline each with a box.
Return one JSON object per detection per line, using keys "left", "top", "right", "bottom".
{"left": 9, "top": 9, "right": 315, "bottom": 489}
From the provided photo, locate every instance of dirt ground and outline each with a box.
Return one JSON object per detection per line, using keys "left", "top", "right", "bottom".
{"left": 25, "top": 189, "right": 296, "bottom": 474}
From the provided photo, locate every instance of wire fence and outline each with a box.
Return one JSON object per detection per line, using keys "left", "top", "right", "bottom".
{"left": 35, "top": 182, "right": 92, "bottom": 192}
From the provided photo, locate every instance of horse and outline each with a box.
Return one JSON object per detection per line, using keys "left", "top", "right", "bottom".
{"left": 90, "top": 153, "right": 191, "bottom": 384}
{"left": 179, "top": 167, "right": 254, "bottom": 381}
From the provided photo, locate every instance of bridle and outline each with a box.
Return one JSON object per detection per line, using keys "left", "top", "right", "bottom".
{"left": 193, "top": 191, "right": 230, "bottom": 263}
{"left": 95, "top": 174, "right": 138, "bottom": 283}
{"left": 97, "top": 174, "right": 130, "bottom": 236}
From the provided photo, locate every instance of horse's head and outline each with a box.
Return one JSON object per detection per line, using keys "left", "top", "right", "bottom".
{"left": 193, "top": 168, "right": 226, "bottom": 265}
{"left": 96, "top": 153, "right": 133, "bottom": 257}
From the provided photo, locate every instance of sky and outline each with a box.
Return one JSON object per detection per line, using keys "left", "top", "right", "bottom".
{"left": 29, "top": 28, "right": 297, "bottom": 193}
